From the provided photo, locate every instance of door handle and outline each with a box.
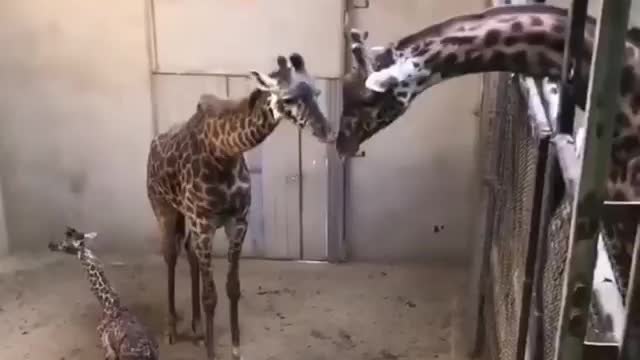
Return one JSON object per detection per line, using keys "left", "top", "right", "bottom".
{"left": 285, "top": 175, "right": 300, "bottom": 184}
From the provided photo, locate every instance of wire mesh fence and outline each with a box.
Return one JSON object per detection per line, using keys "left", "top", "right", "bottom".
{"left": 477, "top": 72, "right": 541, "bottom": 360}
{"left": 476, "top": 71, "right": 631, "bottom": 360}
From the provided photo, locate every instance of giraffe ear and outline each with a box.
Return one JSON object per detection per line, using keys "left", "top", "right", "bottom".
{"left": 84, "top": 232, "right": 98, "bottom": 240}
{"left": 249, "top": 71, "right": 279, "bottom": 91}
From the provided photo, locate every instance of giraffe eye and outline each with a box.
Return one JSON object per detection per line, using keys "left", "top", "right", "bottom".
{"left": 282, "top": 97, "right": 297, "bottom": 106}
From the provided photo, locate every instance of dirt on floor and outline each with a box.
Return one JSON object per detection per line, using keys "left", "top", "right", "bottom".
{"left": 0, "top": 254, "right": 468, "bottom": 360}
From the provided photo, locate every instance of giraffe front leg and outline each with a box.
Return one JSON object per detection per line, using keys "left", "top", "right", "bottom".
{"left": 186, "top": 237, "right": 204, "bottom": 343}
{"left": 157, "top": 211, "right": 181, "bottom": 345}
{"left": 225, "top": 218, "right": 247, "bottom": 360}
{"left": 193, "top": 228, "right": 218, "bottom": 360}
{"left": 101, "top": 329, "right": 118, "bottom": 360}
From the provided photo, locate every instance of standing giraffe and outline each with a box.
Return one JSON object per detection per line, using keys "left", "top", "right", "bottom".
{"left": 48, "top": 227, "right": 159, "bottom": 360}
{"left": 337, "top": 4, "right": 638, "bottom": 299}
{"left": 146, "top": 53, "right": 334, "bottom": 360}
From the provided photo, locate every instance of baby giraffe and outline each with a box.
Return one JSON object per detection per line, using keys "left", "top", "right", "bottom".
{"left": 48, "top": 226, "right": 159, "bottom": 360}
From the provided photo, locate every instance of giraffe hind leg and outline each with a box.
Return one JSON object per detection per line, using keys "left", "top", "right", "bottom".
{"left": 191, "top": 222, "right": 219, "bottom": 360}
{"left": 150, "top": 201, "right": 184, "bottom": 345}
{"left": 225, "top": 217, "right": 248, "bottom": 360}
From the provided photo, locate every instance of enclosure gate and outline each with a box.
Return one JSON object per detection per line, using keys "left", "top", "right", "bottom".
{"left": 473, "top": 1, "right": 639, "bottom": 360}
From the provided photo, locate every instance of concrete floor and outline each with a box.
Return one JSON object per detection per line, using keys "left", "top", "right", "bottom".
{"left": 0, "top": 254, "right": 468, "bottom": 360}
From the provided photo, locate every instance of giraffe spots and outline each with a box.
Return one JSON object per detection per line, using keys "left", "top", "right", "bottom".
{"left": 414, "top": 47, "right": 429, "bottom": 57}
{"left": 192, "top": 158, "right": 202, "bottom": 178}
{"left": 511, "top": 50, "right": 529, "bottom": 72}
{"left": 442, "top": 53, "right": 458, "bottom": 68}
{"left": 549, "top": 36, "right": 565, "bottom": 53}
{"left": 615, "top": 112, "right": 631, "bottom": 129}
{"left": 166, "top": 154, "right": 178, "bottom": 168}
{"left": 611, "top": 189, "right": 627, "bottom": 201}
{"left": 192, "top": 180, "right": 204, "bottom": 193}
{"left": 612, "top": 135, "right": 640, "bottom": 164}
{"left": 530, "top": 16, "right": 544, "bottom": 27}
{"left": 551, "top": 22, "right": 565, "bottom": 34}
{"left": 201, "top": 169, "right": 216, "bottom": 183}
{"left": 631, "top": 95, "right": 640, "bottom": 114}
{"left": 412, "top": 61, "right": 422, "bottom": 69}
{"left": 195, "top": 206, "right": 212, "bottom": 220}
{"left": 463, "top": 51, "right": 484, "bottom": 72}
{"left": 237, "top": 169, "right": 250, "bottom": 183}
{"left": 524, "top": 32, "right": 547, "bottom": 45}
{"left": 620, "top": 66, "right": 636, "bottom": 96}
{"left": 423, "top": 51, "right": 441, "bottom": 66}
{"left": 211, "top": 124, "right": 220, "bottom": 139}
{"left": 440, "top": 35, "right": 476, "bottom": 46}
{"left": 416, "top": 76, "right": 429, "bottom": 87}
{"left": 484, "top": 29, "right": 501, "bottom": 47}
{"left": 504, "top": 35, "right": 518, "bottom": 47}
{"left": 488, "top": 51, "right": 507, "bottom": 69}
{"left": 511, "top": 22, "right": 524, "bottom": 33}
{"left": 204, "top": 185, "right": 226, "bottom": 200}
{"left": 537, "top": 53, "right": 558, "bottom": 75}
{"left": 395, "top": 91, "right": 408, "bottom": 100}
{"left": 400, "top": 80, "right": 410, "bottom": 88}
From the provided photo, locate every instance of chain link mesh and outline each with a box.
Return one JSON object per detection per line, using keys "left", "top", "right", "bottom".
{"left": 478, "top": 72, "right": 540, "bottom": 360}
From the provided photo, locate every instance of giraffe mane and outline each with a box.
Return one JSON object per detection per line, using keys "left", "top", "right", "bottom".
{"left": 394, "top": 4, "right": 586, "bottom": 50}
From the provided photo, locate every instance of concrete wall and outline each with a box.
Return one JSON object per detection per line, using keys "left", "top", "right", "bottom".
{"left": 0, "top": 0, "right": 156, "bottom": 254}
{"left": 0, "top": 179, "right": 8, "bottom": 256}
{"left": 344, "top": 0, "right": 485, "bottom": 263}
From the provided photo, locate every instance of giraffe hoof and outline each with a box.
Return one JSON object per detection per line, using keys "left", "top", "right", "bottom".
{"left": 232, "top": 346, "right": 242, "bottom": 360}
{"left": 164, "top": 329, "right": 177, "bottom": 345}
{"left": 191, "top": 320, "right": 204, "bottom": 339}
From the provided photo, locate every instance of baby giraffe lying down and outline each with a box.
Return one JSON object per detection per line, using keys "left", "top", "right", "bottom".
{"left": 48, "top": 227, "right": 159, "bottom": 360}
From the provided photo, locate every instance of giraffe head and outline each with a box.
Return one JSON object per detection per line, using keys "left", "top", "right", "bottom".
{"left": 337, "top": 28, "right": 408, "bottom": 157}
{"left": 48, "top": 226, "right": 98, "bottom": 256}
{"left": 249, "top": 53, "right": 335, "bottom": 143}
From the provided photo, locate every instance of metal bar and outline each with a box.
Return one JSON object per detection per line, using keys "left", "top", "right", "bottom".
{"left": 533, "top": 146, "right": 566, "bottom": 360}
{"left": 516, "top": 138, "right": 550, "bottom": 360}
{"left": 518, "top": 76, "right": 553, "bottom": 138}
{"left": 583, "top": 341, "right": 619, "bottom": 360}
{"left": 552, "top": 134, "right": 580, "bottom": 199}
{"left": 556, "top": 0, "right": 589, "bottom": 135}
{"left": 554, "top": 2, "right": 631, "bottom": 360}
{"left": 620, "top": 223, "right": 640, "bottom": 360}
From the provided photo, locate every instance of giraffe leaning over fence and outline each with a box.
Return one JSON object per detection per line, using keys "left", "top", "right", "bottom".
{"left": 338, "top": 3, "right": 639, "bottom": 301}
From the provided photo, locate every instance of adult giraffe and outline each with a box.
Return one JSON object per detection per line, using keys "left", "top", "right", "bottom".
{"left": 338, "top": 4, "right": 637, "bottom": 296}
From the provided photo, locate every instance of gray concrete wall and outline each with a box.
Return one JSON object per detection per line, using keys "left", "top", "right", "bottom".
{"left": 0, "top": 0, "right": 156, "bottom": 254}
{"left": 152, "top": 0, "right": 344, "bottom": 77}
{"left": 0, "top": 180, "right": 8, "bottom": 256}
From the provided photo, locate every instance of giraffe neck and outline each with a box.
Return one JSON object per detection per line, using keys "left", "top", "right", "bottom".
{"left": 358, "top": 4, "right": 640, "bottom": 202}
{"left": 203, "top": 89, "right": 280, "bottom": 157}
{"left": 370, "top": 4, "right": 638, "bottom": 109}
{"left": 78, "top": 248, "right": 122, "bottom": 316}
